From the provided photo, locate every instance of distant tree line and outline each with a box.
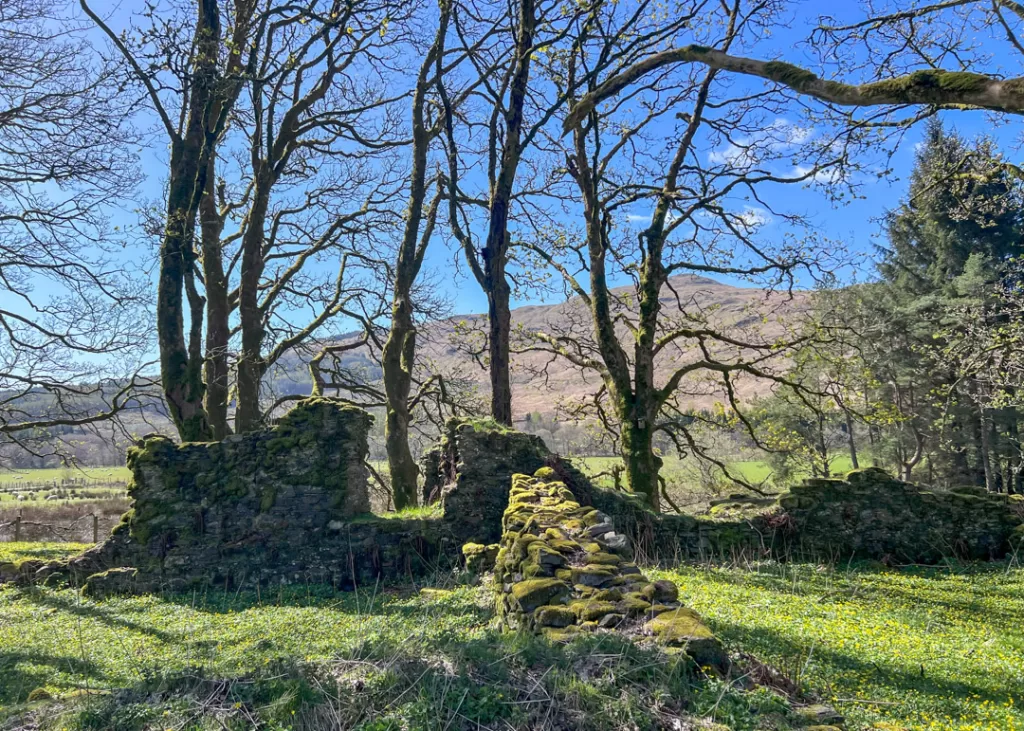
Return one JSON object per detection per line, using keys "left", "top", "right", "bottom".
{"left": 755, "top": 122, "right": 1024, "bottom": 493}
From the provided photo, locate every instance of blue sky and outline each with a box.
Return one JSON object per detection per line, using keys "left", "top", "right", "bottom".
{"left": 56, "top": 2, "right": 1024, "bottom": 322}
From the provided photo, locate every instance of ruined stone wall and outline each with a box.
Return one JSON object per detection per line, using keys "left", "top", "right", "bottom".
{"left": 11, "top": 400, "right": 454, "bottom": 595}
{"left": 430, "top": 421, "right": 1023, "bottom": 565}
{"left": 433, "top": 420, "right": 592, "bottom": 546}
{"left": 493, "top": 469, "right": 728, "bottom": 673}
{"left": 591, "top": 489, "right": 767, "bottom": 562}
{"left": 775, "top": 467, "right": 1023, "bottom": 562}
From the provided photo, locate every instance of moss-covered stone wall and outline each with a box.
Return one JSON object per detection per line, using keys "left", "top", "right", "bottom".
{"left": 428, "top": 421, "right": 1023, "bottom": 565}
{"left": 773, "top": 467, "right": 1023, "bottom": 562}
{"left": 434, "top": 419, "right": 592, "bottom": 546}
{"left": 13, "top": 399, "right": 455, "bottom": 594}
{"left": 492, "top": 470, "right": 728, "bottom": 673}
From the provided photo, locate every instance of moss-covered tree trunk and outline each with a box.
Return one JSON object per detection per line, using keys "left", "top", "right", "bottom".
{"left": 379, "top": 9, "right": 449, "bottom": 509}
{"left": 160, "top": 150, "right": 211, "bottom": 443}
{"left": 234, "top": 169, "right": 273, "bottom": 434}
{"left": 382, "top": 302, "right": 419, "bottom": 510}
{"left": 621, "top": 415, "right": 662, "bottom": 512}
{"left": 199, "top": 157, "right": 231, "bottom": 440}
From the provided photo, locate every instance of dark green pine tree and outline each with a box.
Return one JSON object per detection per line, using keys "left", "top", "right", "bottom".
{"left": 870, "top": 119, "right": 1024, "bottom": 490}
{"left": 879, "top": 119, "right": 1024, "bottom": 296}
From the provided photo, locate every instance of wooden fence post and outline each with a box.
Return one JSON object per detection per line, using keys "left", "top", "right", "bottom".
{"left": 14, "top": 516, "right": 21, "bottom": 542}
{"left": 93, "top": 514, "right": 99, "bottom": 544}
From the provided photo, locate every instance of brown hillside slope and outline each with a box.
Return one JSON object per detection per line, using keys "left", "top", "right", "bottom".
{"left": 414, "top": 274, "right": 810, "bottom": 417}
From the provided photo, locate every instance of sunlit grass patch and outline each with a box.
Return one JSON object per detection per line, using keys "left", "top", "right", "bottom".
{"left": 657, "top": 561, "right": 1024, "bottom": 731}
{"left": 0, "top": 581, "right": 783, "bottom": 730}
{"left": 0, "top": 542, "right": 91, "bottom": 564}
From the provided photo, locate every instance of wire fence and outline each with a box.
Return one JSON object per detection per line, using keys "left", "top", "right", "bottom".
{"left": 0, "top": 512, "right": 120, "bottom": 544}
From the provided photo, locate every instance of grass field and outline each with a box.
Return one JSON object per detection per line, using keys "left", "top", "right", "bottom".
{"left": 0, "top": 543, "right": 1020, "bottom": 730}
{"left": 0, "top": 467, "right": 132, "bottom": 487}
{"left": 570, "top": 455, "right": 860, "bottom": 500}
{"left": 657, "top": 561, "right": 1024, "bottom": 731}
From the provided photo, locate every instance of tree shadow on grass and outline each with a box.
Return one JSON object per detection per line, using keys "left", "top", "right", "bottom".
{"left": 12, "top": 586, "right": 176, "bottom": 643}
{"left": 705, "top": 615, "right": 1018, "bottom": 723}
{"left": 676, "top": 561, "right": 1024, "bottom": 632}
{"left": 152, "top": 578, "right": 491, "bottom": 621}
{"left": 0, "top": 649, "right": 108, "bottom": 705}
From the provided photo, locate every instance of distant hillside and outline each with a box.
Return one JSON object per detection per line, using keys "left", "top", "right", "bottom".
{"left": 2, "top": 275, "right": 810, "bottom": 466}
{"left": 292, "top": 274, "right": 810, "bottom": 417}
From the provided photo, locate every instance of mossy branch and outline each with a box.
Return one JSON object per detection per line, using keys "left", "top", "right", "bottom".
{"left": 563, "top": 45, "right": 1024, "bottom": 132}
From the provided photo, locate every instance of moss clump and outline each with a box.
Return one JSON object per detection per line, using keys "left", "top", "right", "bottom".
{"left": 763, "top": 60, "right": 817, "bottom": 87}
{"left": 462, "top": 542, "right": 499, "bottom": 573}
{"left": 540, "top": 625, "right": 578, "bottom": 643}
{"left": 571, "top": 600, "right": 618, "bottom": 622}
{"left": 510, "top": 579, "right": 569, "bottom": 613}
{"left": 585, "top": 551, "right": 621, "bottom": 566}
{"left": 534, "top": 605, "right": 576, "bottom": 627}
{"left": 533, "top": 466, "right": 557, "bottom": 480}
{"left": 645, "top": 608, "right": 713, "bottom": 642}
{"left": 26, "top": 687, "right": 52, "bottom": 702}
{"left": 570, "top": 566, "right": 616, "bottom": 587}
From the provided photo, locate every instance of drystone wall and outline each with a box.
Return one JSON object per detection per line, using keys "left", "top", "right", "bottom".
{"left": 6, "top": 416, "right": 1021, "bottom": 596}
{"left": 430, "top": 420, "right": 592, "bottom": 546}
{"left": 429, "top": 420, "right": 1023, "bottom": 564}
{"left": 3, "top": 399, "right": 453, "bottom": 595}
{"left": 493, "top": 469, "right": 729, "bottom": 673}
{"left": 774, "top": 468, "right": 1024, "bottom": 562}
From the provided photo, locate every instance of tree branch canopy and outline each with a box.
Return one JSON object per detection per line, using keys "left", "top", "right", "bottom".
{"left": 563, "top": 45, "right": 1024, "bottom": 132}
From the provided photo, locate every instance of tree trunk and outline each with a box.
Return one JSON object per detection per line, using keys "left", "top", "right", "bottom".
{"left": 159, "top": 140, "right": 212, "bottom": 443}
{"left": 382, "top": 304, "right": 419, "bottom": 510}
{"left": 234, "top": 171, "right": 272, "bottom": 434}
{"left": 1009, "top": 412, "right": 1021, "bottom": 495}
{"left": 199, "top": 159, "right": 231, "bottom": 440}
{"left": 477, "top": 0, "right": 535, "bottom": 425}
{"left": 844, "top": 409, "right": 859, "bottom": 469}
{"left": 377, "top": 12, "right": 450, "bottom": 509}
{"left": 980, "top": 408, "right": 996, "bottom": 492}
{"left": 486, "top": 274, "right": 513, "bottom": 424}
{"left": 621, "top": 417, "right": 661, "bottom": 511}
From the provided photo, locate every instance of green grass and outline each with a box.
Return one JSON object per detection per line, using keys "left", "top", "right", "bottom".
{"left": 0, "top": 579, "right": 785, "bottom": 730}
{"left": 0, "top": 467, "right": 131, "bottom": 486}
{"left": 657, "top": 561, "right": 1024, "bottom": 731}
{"left": 3, "top": 543, "right": 1021, "bottom": 730}
{"left": 572, "top": 455, "right": 860, "bottom": 493}
{"left": 0, "top": 542, "right": 91, "bottom": 564}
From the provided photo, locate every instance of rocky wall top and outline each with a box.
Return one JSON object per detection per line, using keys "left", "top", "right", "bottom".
{"left": 493, "top": 469, "right": 729, "bottom": 673}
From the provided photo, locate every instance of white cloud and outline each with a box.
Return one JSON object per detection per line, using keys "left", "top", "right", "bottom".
{"left": 792, "top": 163, "right": 845, "bottom": 184}
{"left": 708, "top": 143, "right": 756, "bottom": 169}
{"left": 738, "top": 206, "right": 772, "bottom": 229}
{"left": 707, "top": 119, "right": 816, "bottom": 169}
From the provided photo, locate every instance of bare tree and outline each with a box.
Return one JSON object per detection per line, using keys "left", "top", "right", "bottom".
{"left": 528, "top": 0, "right": 840, "bottom": 510}
{"left": 378, "top": 5, "right": 453, "bottom": 508}
{"left": 1, "top": 0, "right": 153, "bottom": 463}
{"left": 441, "top": 0, "right": 585, "bottom": 424}
{"left": 83, "top": 0, "right": 258, "bottom": 441}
